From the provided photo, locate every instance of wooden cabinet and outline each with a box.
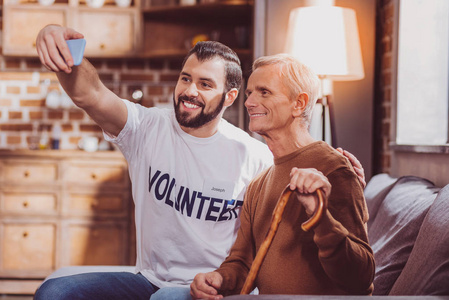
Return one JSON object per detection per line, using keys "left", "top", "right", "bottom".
{"left": 0, "top": 150, "right": 134, "bottom": 295}
{"left": 2, "top": 0, "right": 254, "bottom": 61}
{"left": 2, "top": 5, "right": 69, "bottom": 56}
{"left": 141, "top": 1, "right": 254, "bottom": 60}
{"left": 1, "top": 0, "right": 141, "bottom": 57}
{"left": 73, "top": 7, "right": 141, "bottom": 57}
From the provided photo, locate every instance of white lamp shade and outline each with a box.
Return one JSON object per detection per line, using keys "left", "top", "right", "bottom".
{"left": 285, "top": 6, "right": 364, "bottom": 81}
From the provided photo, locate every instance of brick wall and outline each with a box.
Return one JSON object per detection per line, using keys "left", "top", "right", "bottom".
{"left": 373, "top": 0, "right": 394, "bottom": 174}
{"left": 0, "top": 55, "right": 181, "bottom": 150}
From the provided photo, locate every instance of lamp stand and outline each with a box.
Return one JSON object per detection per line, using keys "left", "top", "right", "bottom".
{"left": 317, "top": 94, "right": 337, "bottom": 148}
{"left": 327, "top": 94, "right": 337, "bottom": 148}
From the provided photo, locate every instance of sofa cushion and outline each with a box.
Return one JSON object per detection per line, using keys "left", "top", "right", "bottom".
{"left": 364, "top": 173, "right": 398, "bottom": 226}
{"left": 389, "top": 184, "right": 449, "bottom": 295}
{"left": 365, "top": 175, "right": 439, "bottom": 295}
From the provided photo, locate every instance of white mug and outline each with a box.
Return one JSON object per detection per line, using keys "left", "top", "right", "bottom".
{"left": 86, "top": 0, "right": 105, "bottom": 8}
{"left": 78, "top": 137, "right": 99, "bottom": 152}
{"left": 180, "top": 0, "right": 196, "bottom": 5}
{"left": 115, "top": 0, "right": 131, "bottom": 7}
{"left": 38, "top": 0, "right": 55, "bottom": 5}
{"left": 45, "top": 90, "right": 60, "bottom": 109}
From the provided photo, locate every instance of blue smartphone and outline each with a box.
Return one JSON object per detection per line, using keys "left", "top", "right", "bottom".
{"left": 66, "top": 39, "right": 86, "bottom": 66}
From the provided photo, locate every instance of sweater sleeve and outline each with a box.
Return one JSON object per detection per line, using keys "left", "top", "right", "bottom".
{"left": 215, "top": 179, "right": 260, "bottom": 296}
{"left": 313, "top": 166, "right": 375, "bottom": 294}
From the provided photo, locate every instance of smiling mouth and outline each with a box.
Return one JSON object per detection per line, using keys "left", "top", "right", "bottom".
{"left": 249, "top": 112, "right": 267, "bottom": 118}
{"left": 178, "top": 94, "right": 204, "bottom": 110}
{"left": 182, "top": 101, "right": 201, "bottom": 109}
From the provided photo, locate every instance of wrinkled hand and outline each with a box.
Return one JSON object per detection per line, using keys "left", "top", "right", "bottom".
{"left": 36, "top": 25, "right": 84, "bottom": 74}
{"left": 289, "top": 168, "right": 331, "bottom": 215}
{"left": 190, "top": 272, "right": 223, "bottom": 300}
{"left": 336, "top": 148, "right": 366, "bottom": 188}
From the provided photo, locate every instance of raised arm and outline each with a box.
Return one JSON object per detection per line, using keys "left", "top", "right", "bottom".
{"left": 36, "top": 25, "right": 127, "bottom": 137}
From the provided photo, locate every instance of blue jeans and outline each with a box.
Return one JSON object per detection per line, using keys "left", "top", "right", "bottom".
{"left": 150, "top": 287, "right": 191, "bottom": 300}
{"left": 34, "top": 272, "right": 158, "bottom": 300}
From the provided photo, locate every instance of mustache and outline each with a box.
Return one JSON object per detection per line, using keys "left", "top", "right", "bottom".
{"left": 177, "top": 95, "right": 204, "bottom": 108}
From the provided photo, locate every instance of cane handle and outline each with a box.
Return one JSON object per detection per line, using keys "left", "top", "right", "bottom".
{"left": 240, "top": 187, "right": 327, "bottom": 294}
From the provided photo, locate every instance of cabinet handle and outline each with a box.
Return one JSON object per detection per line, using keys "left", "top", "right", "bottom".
{"left": 24, "top": 170, "right": 30, "bottom": 178}
{"left": 91, "top": 173, "right": 97, "bottom": 179}
{"left": 23, "top": 201, "right": 29, "bottom": 208}
{"left": 100, "top": 43, "right": 106, "bottom": 50}
{"left": 23, "top": 231, "right": 29, "bottom": 238}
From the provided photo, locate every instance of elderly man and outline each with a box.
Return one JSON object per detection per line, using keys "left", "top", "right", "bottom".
{"left": 190, "top": 54, "right": 374, "bottom": 299}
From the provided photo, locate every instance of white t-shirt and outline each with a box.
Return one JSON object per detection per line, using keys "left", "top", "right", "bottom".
{"left": 105, "top": 100, "right": 273, "bottom": 288}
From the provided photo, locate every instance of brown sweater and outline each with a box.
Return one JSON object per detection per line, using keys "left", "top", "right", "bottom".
{"left": 216, "top": 141, "right": 374, "bottom": 296}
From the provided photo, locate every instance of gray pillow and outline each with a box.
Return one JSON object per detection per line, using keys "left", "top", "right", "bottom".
{"left": 367, "top": 176, "right": 439, "bottom": 295}
{"left": 364, "top": 173, "right": 398, "bottom": 227}
{"left": 389, "top": 184, "right": 449, "bottom": 295}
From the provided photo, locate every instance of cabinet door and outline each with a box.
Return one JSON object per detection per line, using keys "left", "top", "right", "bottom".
{"left": 1, "top": 223, "right": 56, "bottom": 275}
{"left": 74, "top": 9, "right": 139, "bottom": 57}
{"left": 2, "top": 5, "right": 68, "bottom": 56}
{"left": 67, "top": 222, "right": 128, "bottom": 265}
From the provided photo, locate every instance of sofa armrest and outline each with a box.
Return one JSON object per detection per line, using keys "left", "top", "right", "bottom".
{"left": 365, "top": 174, "right": 439, "bottom": 295}
{"left": 390, "top": 184, "right": 449, "bottom": 295}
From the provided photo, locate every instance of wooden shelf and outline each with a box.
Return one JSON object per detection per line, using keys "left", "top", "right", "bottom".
{"left": 141, "top": 1, "right": 253, "bottom": 60}
{"left": 142, "top": 3, "right": 252, "bottom": 21}
{"left": 4, "top": 0, "right": 137, "bottom": 8}
{"left": 2, "top": 0, "right": 141, "bottom": 57}
{"left": 141, "top": 48, "right": 252, "bottom": 59}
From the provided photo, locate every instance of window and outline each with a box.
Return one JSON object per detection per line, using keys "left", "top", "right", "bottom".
{"left": 395, "top": 0, "right": 449, "bottom": 146}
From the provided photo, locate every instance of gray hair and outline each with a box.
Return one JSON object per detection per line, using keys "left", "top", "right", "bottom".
{"left": 253, "top": 53, "right": 320, "bottom": 126}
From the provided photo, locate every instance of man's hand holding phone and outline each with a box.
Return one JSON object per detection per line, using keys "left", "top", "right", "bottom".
{"left": 36, "top": 25, "right": 85, "bottom": 73}
{"left": 66, "top": 38, "right": 86, "bottom": 66}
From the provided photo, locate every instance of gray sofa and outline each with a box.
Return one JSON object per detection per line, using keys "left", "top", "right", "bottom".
{"left": 39, "top": 173, "right": 449, "bottom": 298}
{"left": 365, "top": 173, "right": 449, "bottom": 296}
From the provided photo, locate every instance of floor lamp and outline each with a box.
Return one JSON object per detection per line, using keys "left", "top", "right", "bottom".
{"left": 285, "top": 4, "right": 364, "bottom": 147}
{"left": 316, "top": 92, "right": 336, "bottom": 147}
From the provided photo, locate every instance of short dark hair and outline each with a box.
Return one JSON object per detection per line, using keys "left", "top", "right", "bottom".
{"left": 182, "top": 41, "right": 242, "bottom": 92}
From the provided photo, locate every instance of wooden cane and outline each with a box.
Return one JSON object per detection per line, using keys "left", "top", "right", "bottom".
{"left": 240, "top": 186, "right": 327, "bottom": 295}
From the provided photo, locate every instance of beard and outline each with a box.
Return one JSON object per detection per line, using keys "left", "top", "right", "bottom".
{"left": 173, "top": 92, "right": 226, "bottom": 128}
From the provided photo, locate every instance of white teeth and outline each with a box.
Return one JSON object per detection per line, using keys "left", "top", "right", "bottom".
{"left": 184, "top": 102, "right": 199, "bottom": 109}
{"left": 251, "top": 113, "right": 266, "bottom": 117}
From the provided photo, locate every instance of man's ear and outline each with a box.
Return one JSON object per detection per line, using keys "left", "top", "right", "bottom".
{"left": 292, "top": 92, "right": 309, "bottom": 117}
{"left": 224, "top": 88, "right": 239, "bottom": 107}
